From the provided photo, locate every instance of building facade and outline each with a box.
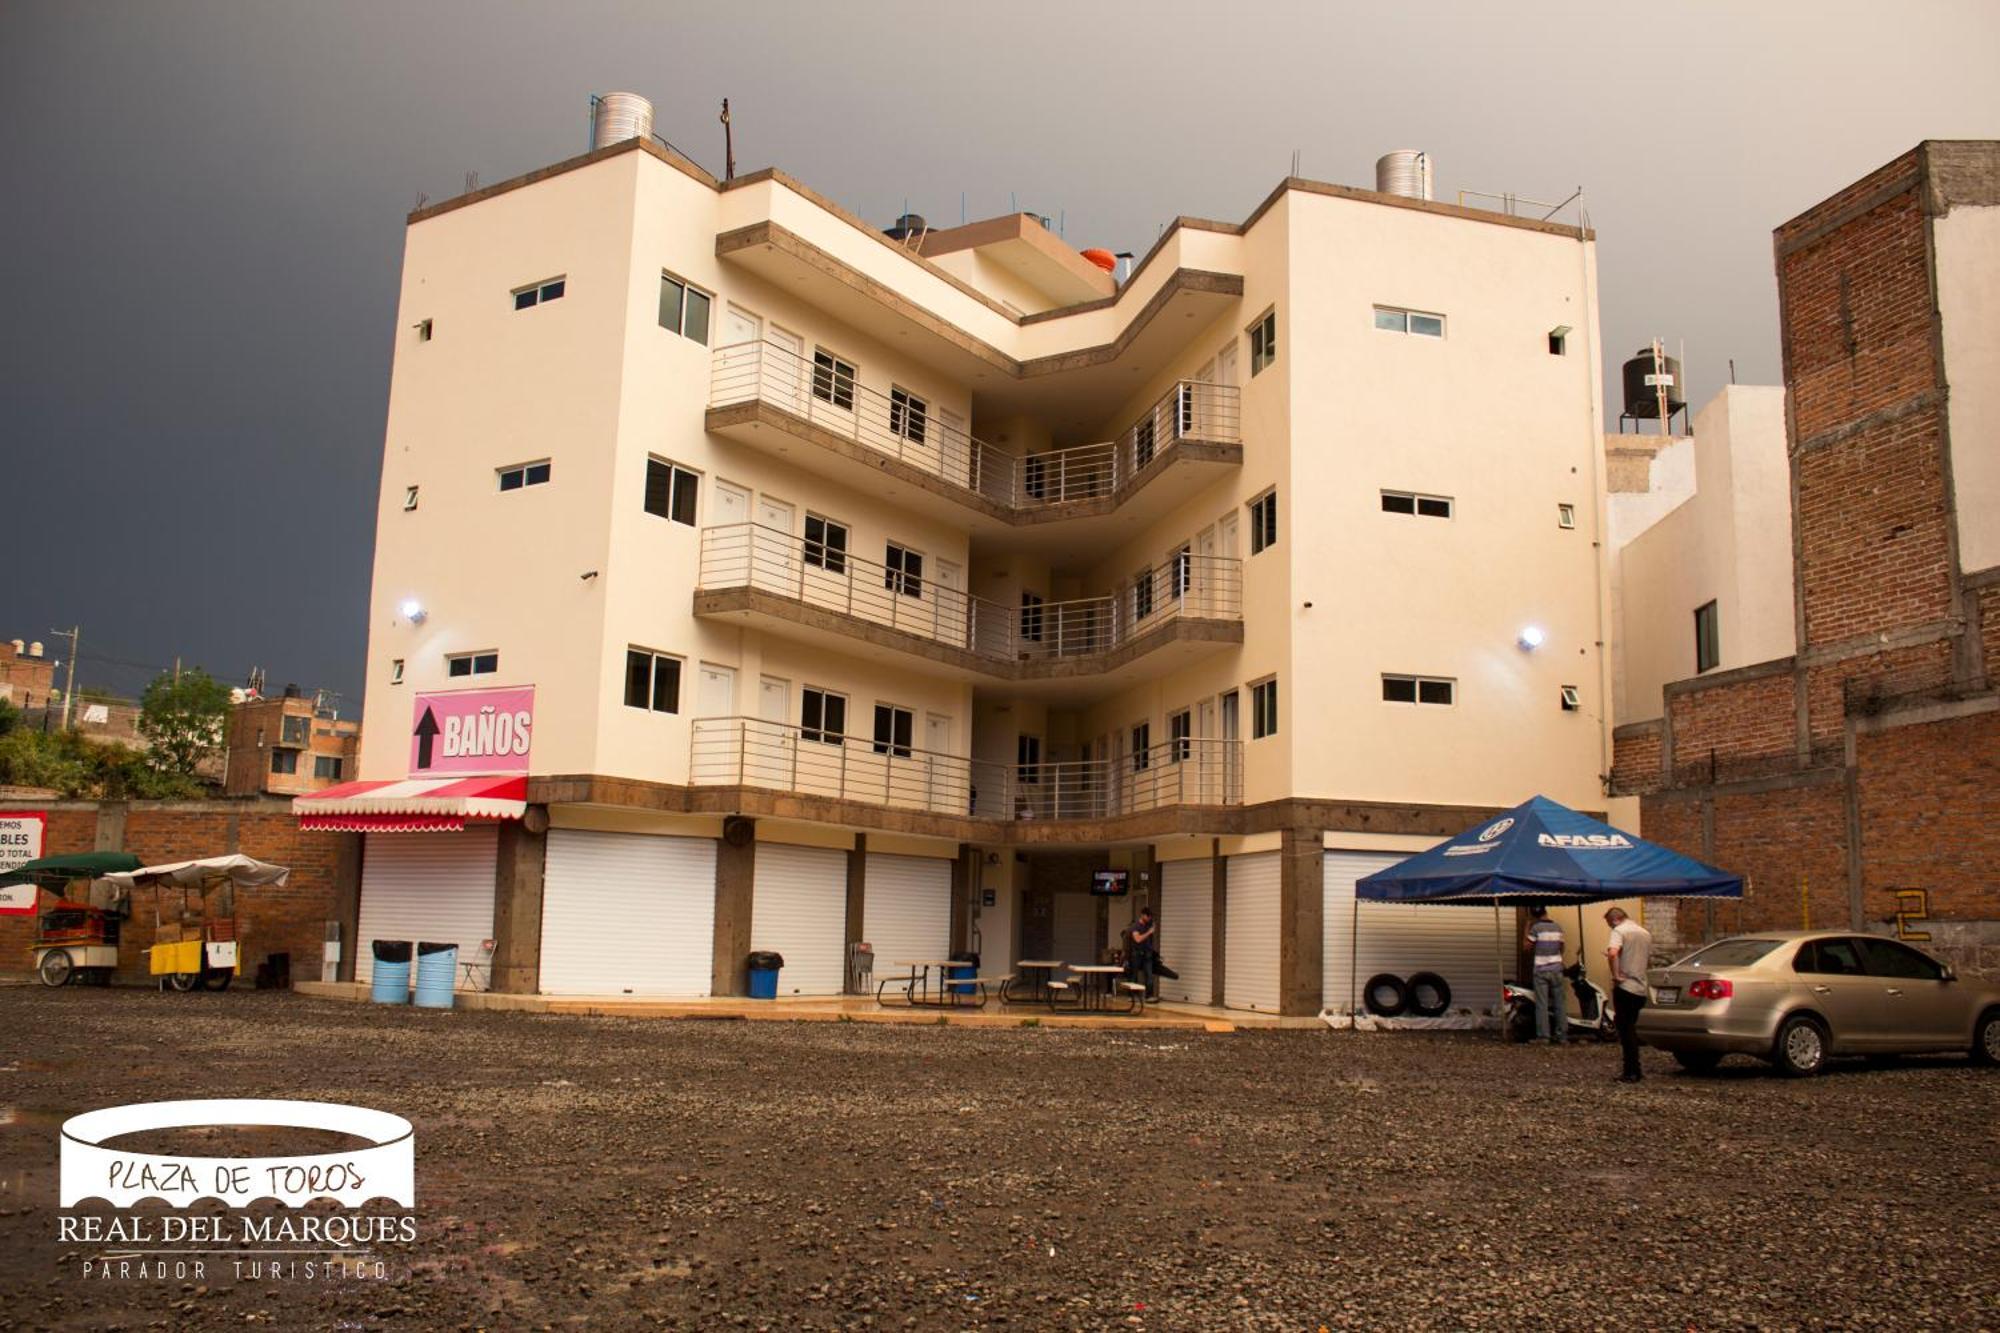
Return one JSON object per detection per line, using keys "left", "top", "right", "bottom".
{"left": 225, "top": 690, "right": 360, "bottom": 797}
{"left": 312, "top": 106, "right": 1611, "bottom": 1015}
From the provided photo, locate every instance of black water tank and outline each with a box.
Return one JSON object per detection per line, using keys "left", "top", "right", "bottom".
{"left": 1622, "top": 348, "right": 1686, "bottom": 418}
{"left": 884, "top": 212, "right": 927, "bottom": 242}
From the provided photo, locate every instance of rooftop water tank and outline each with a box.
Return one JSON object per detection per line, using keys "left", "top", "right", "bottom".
{"left": 884, "top": 213, "right": 927, "bottom": 241}
{"left": 1375, "top": 150, "right": 1434, "bottom": 201}
{"left": 1622, "top": 348, "right": 1687, "bottom": 418}
{"left": 591, "top": 92, "right": 654, "bottom": 150}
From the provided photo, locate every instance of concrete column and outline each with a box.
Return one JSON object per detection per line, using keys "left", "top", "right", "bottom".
{"left": 711, "top": 818, "right": 755, "bottom": 996}
{"left": 332, "top": 834, "right": 363, "bottom": 984}
{"left": 93, "top": 802, "right": 128, "bottom": 852}
{"left": 1209, "top": 840, "right": 1226, "bottom": 1008}
{"left": 845, "top": 834, "right": 867, "bottom": 993}
{"left": 1278, "top": 825, "right": 1324, "bottom": 1017}
{"left": 950, "top": 845, "right": 973, "bottom": 954}
{"left": 490, "top": 815, "right": 547, "bottom": 995}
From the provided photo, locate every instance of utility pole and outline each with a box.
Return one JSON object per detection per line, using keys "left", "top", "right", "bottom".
{"left": 50, "top": 625, "right": 79, "bottom": 730}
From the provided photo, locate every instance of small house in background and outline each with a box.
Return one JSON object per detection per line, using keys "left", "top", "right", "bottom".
{"left": 225, "top": 685, "right": 360, "bottom": 797}
{"left": 0, "top": 639, "right": 57, "bottom": 710}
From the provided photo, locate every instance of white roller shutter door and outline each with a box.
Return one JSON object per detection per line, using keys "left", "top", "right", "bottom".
{"left": 539, "top": 829, "right": 716, "bottom": 996}
{"left": 356, "top": 828, "right": 498, "bottom": 984}
{"left": 1157, "top": 859, "right": 1212, "bottom": 1006}
{"left": 1223, "top": 851, "right": 1281, "bottom": 1012}
{"left": 751, "top": 843, "right": 848, "bottom": 995}
{"left": 1323, "top": 850, "right": 1514, "bottom": 1017}
{"left": 863, "top": 854, "right": 952, "bottom": 974}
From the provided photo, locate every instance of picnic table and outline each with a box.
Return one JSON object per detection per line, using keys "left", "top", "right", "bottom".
{"left": 878, "top": 959, "right": 1008, "bottom": 1009}
{"left": 1005, "top": 960, "right": 1066, "bottom": 1004}
{"left": 1063, "top": 964, "right": 1135, "bottom": 1013}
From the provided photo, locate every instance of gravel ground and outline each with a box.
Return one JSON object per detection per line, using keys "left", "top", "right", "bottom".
{"left": 1, "top": 987, "right": 1995, "bottom": 1330}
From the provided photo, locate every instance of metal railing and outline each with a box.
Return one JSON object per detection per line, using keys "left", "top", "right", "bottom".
{"left": 690, "top": 717, "right": 1242, "bottom": 820}
{"left": 697, "top": 523, "right": 1240, "bottom": 665}
{"left": 709, "top": 339, "right": 1241, "bottom": 512}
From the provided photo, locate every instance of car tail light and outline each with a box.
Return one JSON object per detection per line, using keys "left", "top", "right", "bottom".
{"left": 1687, "top": 978, "right": 1734, "bottom": 1001}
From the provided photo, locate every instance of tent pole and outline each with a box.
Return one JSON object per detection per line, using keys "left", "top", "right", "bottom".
{"left": 1349, "top": 890, "right": 1359, "bottom": 1022}
{"left": 1492, "top": 899, "right": 1508, "bottom": 1039}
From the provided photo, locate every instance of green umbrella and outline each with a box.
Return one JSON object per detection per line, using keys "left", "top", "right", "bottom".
{"left": 0, "top": 850, "right": 144, "bottom": 888}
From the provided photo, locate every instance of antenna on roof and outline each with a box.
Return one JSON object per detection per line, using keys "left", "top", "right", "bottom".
{"left": 1291, "top": 148, "right": 1300, "bottom": 176}
{"left": 720, "top": 99, "right": 735, "bottom": 182}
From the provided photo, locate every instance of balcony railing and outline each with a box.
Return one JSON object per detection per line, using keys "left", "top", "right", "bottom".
{"left": 709, "top": 339, "right": 1240, "bottom": 513}
{"left": 690, "top": 717, "right": 1242, "bottom": 820}
{"left": 697, "top": 522, "right": 1240, "bottom": 667}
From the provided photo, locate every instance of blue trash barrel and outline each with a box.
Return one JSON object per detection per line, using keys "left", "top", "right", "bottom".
{"left": 746, "top": 950, "right": 783, "bottom": 999}
{"left": 370, "top": 940, "right": 412, "bottom": 1005}
{"left": 950, "top": 949, "right": 980, "bottom": 996}
{"left": 413, "top": 942, "right": 458, "bottom": 1009}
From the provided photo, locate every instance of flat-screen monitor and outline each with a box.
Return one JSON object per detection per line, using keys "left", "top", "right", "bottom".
{"left": 1090, "top": 868, "right": 1129, "bottom": 897}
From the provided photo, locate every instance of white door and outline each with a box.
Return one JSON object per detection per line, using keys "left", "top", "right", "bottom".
{"left": 355, "top": 828, "right": 498, "bottom": 985}
{"left": 924, "top": 712, "right": 958, "bottom": 813}
{"left": 940, "top": 406, "right": 970, "bottom": 489}
{"left": 715, "top": 305, "right": 763, "bottom": 405}
{"left": 747, "top": 675, "right": 794, "bottom": 789}
{"left": 696, "top": 663, "right": 735, "bottom": 717}
{"left": 539, "top": 830, "right": 716, "bottom": 996}
{"left": 769, "top": 324, "right": 807, "bottom": 415}
{"left": 757, "top": 496, "right": 797, "bottom": 590}
{"left": 1215, "top": 339, "right": 1239, "bottom": 387}
{"left": 751, "top": 843, "right": 848, "bottom": 995}
{"left": 1193, "top": 527, "right": 1218, "bottom": 617}
{"left": 863, "top": 854, "right": 952, "bottom": 977}
{"left": 707, "top": 481, "right": 752, "bottom": 585}
{"left": 1218, "top": 511, "right": 1240, "bottom": 561}
{"left": 1322, "top": 850, "right": 1512, "bottom": 1018}
{"left": 1223, "top": 850, "right": 1281, "bottom": 1012}
{"left": 933, "top": 559, "right": 965, "bottom": 647}
{"left": 1159, "top": 858, "right": 1212, "bottom": 1006}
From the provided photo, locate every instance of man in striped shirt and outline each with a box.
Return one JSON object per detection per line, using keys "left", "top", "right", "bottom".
{"left": 1525, "top": 906, "right": 1569, "bottom": 1045}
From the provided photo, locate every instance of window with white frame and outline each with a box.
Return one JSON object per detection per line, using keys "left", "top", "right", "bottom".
{"left": 512, "top": 276, "right": 565, "bottom": 310}
{"left": 1249, "top": 309, "right": 1277, "bottom": 375}
{"left": 889, "top": 387, "right": 928, "bottom": 444}
{"left": 872, "top": 703, "right": 914, "bottom": 758}
{"left": 1558, "top": 503, "right": 1577, "bottom": 529}
{"left": 403, "top": 485, "right": 420, "bottom": 511}
{"left": 812, "top": 349, "right": 856, "bottom": 410}
{"left": 658, "top": 271, "right": 712, "bottom": 344}
{"left": 1249, "top": 489, "right": 1278, "bottom": 554}
{"left": 801, "top": 687, "right": 847, "bottom": 745}
{"left": 415, "top": 318, "right": 433, "bottom": 342}
{"left": 623, "top": 648, "right": 682, "bottom": 714}
{"left": 884, "top": 543, "right": 923, "bottom": 598}
{"left": 644, "top": 458, "right": 700, "bottom": 525}
{"left": 1373, "top": 305, "right": 1444, "bottom": 337}
{"left": 1251, "top": 678, "right": 1278, "bottom": 738}
{"left": 1169, "top": 709, "right": 1192, "bottom": 762}
{"left": 1380, "top": 490, "right": 1452, "bottom": 518}
{"left": 498, "top": 460, "right": 552, "bottom": 491}
{"left": 804, "top": 514, "right": 848, "bottom": 574}
{"left": 447, "top": 651, "right": 498, "bottom": 678}
{"left": 1382, "top": 674, "right": 1454, "bottom": 706}
{"left": 389, "top": 658, "right": 404, "bottom": 685}
{"left": 1560, "top": 685, "right": 1581, "bottom": 712}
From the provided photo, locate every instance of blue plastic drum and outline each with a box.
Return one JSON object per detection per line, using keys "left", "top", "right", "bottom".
{"left": 413, "top": 942, "right": 459, "bottom": 1009}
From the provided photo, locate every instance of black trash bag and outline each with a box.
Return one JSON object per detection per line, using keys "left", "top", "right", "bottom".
{"left": 746, "top": 951, "right": 785, "bottom": 970}
{"left": 372, "top": 940, "right": 413, "bottom": 964}
{"left": 417, "top": 941, "right": 457, "bottom": 956}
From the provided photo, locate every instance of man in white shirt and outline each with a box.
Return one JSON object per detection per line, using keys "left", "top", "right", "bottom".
{"left": 1603, "top": 907, "right": 1653, "bottom": 1083}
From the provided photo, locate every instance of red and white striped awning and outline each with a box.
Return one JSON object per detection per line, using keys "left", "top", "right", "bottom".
{"left": 294, "top": 775, "right": 529, "bottom": 833}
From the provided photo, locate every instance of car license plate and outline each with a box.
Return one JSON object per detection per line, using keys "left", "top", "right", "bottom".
{"left": 1653, "top": 986, "right": 1678, "bottom": 1005}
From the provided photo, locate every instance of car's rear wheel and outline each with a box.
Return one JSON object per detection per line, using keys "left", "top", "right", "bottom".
{"left": 1673, "top": 1049, "right": 1724, "bottom": 1074}
{"left": 1773, "top": 1014, "right": 1828, "bottom": 1077}
{"left": 1973, "top": 1008, "right": 2000, "bottom": 1067}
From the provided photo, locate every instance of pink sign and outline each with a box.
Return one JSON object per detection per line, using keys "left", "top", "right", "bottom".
{"left": 410, "top": 686, "right": 535, "bottom": 776}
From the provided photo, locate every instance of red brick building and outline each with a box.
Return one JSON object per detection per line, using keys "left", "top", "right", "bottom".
{"left": 224, "top": 690, "right": 362, "bottom": 797}
{"left": 1613, "top": 143, "right": 2000, "bottom": 975}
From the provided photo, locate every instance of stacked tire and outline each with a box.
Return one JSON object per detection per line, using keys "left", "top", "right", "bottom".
{"left": 1362, "top": 971, "right": 1451, "bottom": 1018}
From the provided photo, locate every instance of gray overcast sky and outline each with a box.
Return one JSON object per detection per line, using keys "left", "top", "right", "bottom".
{"left": 4, "top": 1, "right": 1996, "bottom": 706}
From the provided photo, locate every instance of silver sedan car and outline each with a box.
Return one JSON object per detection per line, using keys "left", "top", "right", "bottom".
{"left": 1637, "top": 930, "right": 2000, "bottom": 1076}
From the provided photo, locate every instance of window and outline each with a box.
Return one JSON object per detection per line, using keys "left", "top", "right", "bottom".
{"left": 448, "top": 651, "right": 499, "bottom": 678}
{"left": 1134, "top": 414, "right": 1155, "bottom": 469}
{"left": 415, "top": 318, "right": 433, "bottom": 342}
{"left": 812, "top": 349, "right": 856, "bottom": 410}
{"left": 313, "top": 755, "right": 343, "bottom": 781}
{"left": 1131, "top": 722, "right": 1152, "bottom": 771}
{"left": 1694, "top": 600, "right": 1720, "bottom": 674}
{"left": 1381, "top": 490, "right": 1452, "bottom": 518}
{"left": 498, "top": 460, "right": 552, "bottom": 491}
{"left": 270, "top": 748, "right": 298, "bottom": 775}
{"left": 1249, "top": 490, "right": 1278, "bottom": 554}
{"left": 644, "top": 458, "right": 700, "bottom": 526}
{"left": 658, "top": 272, "right": 712, "bottom": 344}
{"left": 1558, "top": 503, "right": 1577, "bottom": 530}
{"left": 1250, "top": 679, "right": 1278, "bottom": 738}
{"left": 872, "top": 704, "right": 913, "bottom": 758}
{"left": 1792, "top": 937, "right": 1866, "bottom": 976}
{"left": 1017, "top": 734, "right": 1041, "bottom": 784}
{"left": 804, "top": 514, "right": 848, "bottom": 574}
{"left": 1020, "top": 591, "right": 1045, "bottom": 643}
{"left": 389, "top": 658, "right": 404, "bottom": 685}
{"left": 801, "top": 688, "right": 847, "bottom": 745}
{"left": 1382, "top": 674, "right": 1454, "bottom": 706}
{"left": 884, "top": 544, "right": 923, "bottom": 598}
{"left": 280, "top": 715, "right": 311, "bottom": 746}
{"left": 623, "top": 648, "right": 683, "bottom": 714}
{"left": 1548, "top": 329, "right": 1568, "bottom": 356}
{"left": 1373, "top": 305, "right": 1444, "bottom": 337}
{"left": 1560, "top": 685, "right": 1581, "bottom": 712}
{"left": 1249, "top": 310, "right": 1276, "bottom": 375}
{"left": 1169, "top": 709, "right": 1192, "bottom": 762}
{"left": 1133, "top": 565, "right": 1155, "bottom": 621}
{"left": 403, "top": 485, "right": 420, "bottom": 511}
{"left": 1172, "top": 545, "right": 1192, "bottom": 599}
{"left": 1857, "top": 937, "right": 1945, "bottom": 981}
{"left": 512, "top": 276, "right": 565, "bottom": 310}
{"left": 889, "top": 387, "right": 928, "bottom": 445}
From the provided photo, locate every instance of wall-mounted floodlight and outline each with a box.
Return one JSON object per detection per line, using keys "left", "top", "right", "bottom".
{"left": 1518, "top": 625, "right": 1546, "bottom": 650}
{"left": 399, "top": 599, "right": 428, "bottom": 624}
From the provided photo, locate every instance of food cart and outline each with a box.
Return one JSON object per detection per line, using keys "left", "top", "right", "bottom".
{"left": 1, "top": 851, "right": 145, "bottom": 988}
{"left": 102, "top": 855, "right": 292, "bottom": 993}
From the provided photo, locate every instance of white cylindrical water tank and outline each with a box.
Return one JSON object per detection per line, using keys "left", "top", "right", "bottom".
{"left": 592, "top": 92, "right": 654, "bottom": 150}
{"left": 1375, "top": 150, "right": 1434, "bottom": 201}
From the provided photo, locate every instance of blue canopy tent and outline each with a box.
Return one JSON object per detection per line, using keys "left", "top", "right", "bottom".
{"left": 1347, "top": 795, "right": 1741, "bottom": 1020}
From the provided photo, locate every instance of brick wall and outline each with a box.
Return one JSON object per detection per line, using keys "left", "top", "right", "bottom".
{"left": 1856, "top": 710, "right": 2000, "bottom": 926}
{"left": 1667, "top": 667, "right": 1796, "bottom": 780}
{"left": 1609, "top": 722, "right": 1662, "bottom": 795}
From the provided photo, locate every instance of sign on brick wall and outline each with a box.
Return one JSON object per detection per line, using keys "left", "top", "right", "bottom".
{"left": 0, "top": 811, "right": 48, "bottom": 915}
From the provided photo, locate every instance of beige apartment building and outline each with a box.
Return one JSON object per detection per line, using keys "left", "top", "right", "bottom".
{"left": 303, "top": 98, "right": 1609, "bottom": 1016}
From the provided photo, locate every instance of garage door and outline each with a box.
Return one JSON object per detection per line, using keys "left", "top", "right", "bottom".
{"left": 539, "top": 829, "right": 716, "bottom": 996}
{"left": 862, "top": 854, "right": 952, "bottom": 974}
{"left": 1223, "top": 850, "right": 1280, "bottom": 1012}
{"left": 1323, "top": 850, "right": 1513, "bottom": 1017}
{"left": 356, "top": 828, "right": 497, "bottom": 984}
{"left": 752, "top": 843, "right": 848, "bottom": 995}
{"left": 1157, "top": 858, "right": 1212, "bottom": 1006}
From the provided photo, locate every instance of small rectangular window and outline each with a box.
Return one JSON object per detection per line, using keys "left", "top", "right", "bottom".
{"left": 1558, "top": 503, "right": 1577, "bottom": 529}
{"left": 403, "top": 485, "right": 420, "bottom": 511}
{"left": 1418, "top": 679, "right": 1453, "bottom": 705}
{"left": 1560, "top": 685, "right": 1581, "bottom": 712}
{"left": 644, "top": 458, "right": 700, "bottom": 525}
{"left": 1131, "top": 722, "right": 1152, "bottom": 771}
{"left": 447, "top": 651, "right": 498, "bottom": 678}
{"left": 1251, "top": 679, "right": 1279, "bottom": 738}
{"left": 1408, "top": 312, "right": 1444, "bottom": 338}
{"left": 1020, "top": 591, "right": 1045, "bottom": 643}
{"left": 313, "top": 755, "right": 343, "bottom": 780}
{"left": 1249, "top": 310, "right": 1277, "bottom": 375}
{"left": 624, "top": 648, "right": 682, "bottom": 714}
{"left": 1134, "top": 415, "right": 1156, "bottom": 469}
{"left": 270, "top": 748, "right": 298, "bottom": 775}
{"left": 1695, "top": 599, "right": 1720, "bottom": 674}
{"left": 804, "top": 514, "right": 848, "bottom": 574}
{"left": 872, "top": 704, "right": 914, "bottom": 758}
{"left": 415, "top": 319, "right": 433, "bottom": 342}
{"left": 1133, "top": 565, "right": 1155, "bottom": 621}
{"left": 812, "top": 349, "right": 857, "bottom": 410}
{"left": 884, "top": 544, "right": 923, "bottom": 598}
{"left": 498, "top": 460, "right": 552, "bottom": 491}
{"left": 1383, "top": 674, "right": 1454, "bottom": 706}
{"left": 389, "top": 658, "right": 404, "bottom": 685}
{"left": 281, "top": 715, "right": 311, "bottom": 746}
{"left": 801, "top": 688, "right": 847, "bottom": 745}
{"left": 1169, "top": 709, "right": 1192, "bottom": 762}
{"left": 1381, "top": 490, "right": 1452, "bottom": 518}
{"left": 658, "top": 272, "right": 712, "bottom": 344}
{"left": 1249, "top": 490, "right": 1278, "bottom": 554}
{"left": 889, "top": 387, "right": 928, "bottom": 444}
{"left": 1548, "top": 330, "right": 1567, "bottom": 356}
{"left": 1017, "top": 734, "right": 1041, "bottom": 784}
{"left": 1374, "top": 305, "right": 1443, "bottom": 337}
{"left": 513, "top": 276, "right": 565, "bottom": 309}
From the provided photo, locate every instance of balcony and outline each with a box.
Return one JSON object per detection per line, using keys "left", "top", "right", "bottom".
{"left": 694, "top": 522, "right": 1241, "bottom": 695}
{"left": 690, "top": 717, "right": 1241, "bottom": 824}
{"left": 705, "top": 340, "right": 1240, "bottom": 554}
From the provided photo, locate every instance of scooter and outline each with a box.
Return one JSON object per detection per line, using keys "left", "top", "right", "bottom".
{"left": 1503, "top": 961, "right": 1615, "bottom": 1043}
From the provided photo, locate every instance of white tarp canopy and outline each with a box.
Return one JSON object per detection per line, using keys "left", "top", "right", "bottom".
{"left": 102, "top": 855, "right": 291, "bottom": 891}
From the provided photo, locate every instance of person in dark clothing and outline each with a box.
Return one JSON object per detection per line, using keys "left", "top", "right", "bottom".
{"left": 1126, "top": 906, "right": 1159, "bottom": 1001}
